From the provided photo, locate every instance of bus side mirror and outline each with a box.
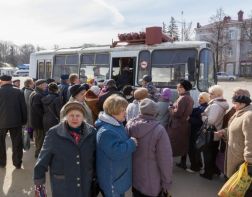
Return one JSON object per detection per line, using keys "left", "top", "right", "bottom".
{"left": 187, "top": 57, "right": 196, "bottom": 81}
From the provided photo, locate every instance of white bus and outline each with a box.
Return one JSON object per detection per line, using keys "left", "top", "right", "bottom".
{"left": 29, "top": 40, "right": 216, "bottom": 102}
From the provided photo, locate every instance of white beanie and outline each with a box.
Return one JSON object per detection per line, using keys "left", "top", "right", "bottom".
{"left": 90, "top": 86, "right": 100, "bottom": 96}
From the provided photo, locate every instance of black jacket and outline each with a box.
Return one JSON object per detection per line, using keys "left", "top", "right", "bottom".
{"left": 0, "top": 84, "right": 27, "bottom": 129}
{"left": 30, "top": 88, "right": 47, "bottom": 129}
{"left": 97, "top": 87, "right": 124, "bottom": 111}
{"left": 41, "top": 93, "right": 62, "bottom": 132}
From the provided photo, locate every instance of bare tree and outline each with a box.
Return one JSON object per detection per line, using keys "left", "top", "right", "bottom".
{"left": 19, "top": 44, "right": 35, "bottom": 64}
{"left": 241, "top": 12, "right": 252, "bottom": 43}
{"left": 183, "top": 22, "right": 193, "bottom": 41}
{"left": 203, "top": 8, "right": 230, "bottom": 71}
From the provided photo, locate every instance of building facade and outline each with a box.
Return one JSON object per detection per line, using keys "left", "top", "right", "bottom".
{"left": 195, "top": 10, "right": 252, "bottom": 77}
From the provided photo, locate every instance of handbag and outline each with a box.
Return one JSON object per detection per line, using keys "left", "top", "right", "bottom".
{"left": 22, "top": 129, "right": 30, "bottom": 151}
{"left": 35, "top": 185, "right": 47, "bottom": 197}
{"left": 158, "top": 189, "right": 172, "bottom": 197}
{"left": 195, "top": 120, "right": 216, "bottom": 151}
{"left": 218, "top": 162, "right": 252, "bottom": 197}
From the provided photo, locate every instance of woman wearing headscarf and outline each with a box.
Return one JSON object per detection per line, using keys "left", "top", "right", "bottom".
{"left": 215, "top": 88, "right": 252, "bottom": 196}
{"left": 34, "top": 101, "right": 97, "bottom": 197}
{"left": 167, "top": 79, "right": 194, "bottom": 169}
{"left": 156, "top": 88, "right": 172, "bottom": 128}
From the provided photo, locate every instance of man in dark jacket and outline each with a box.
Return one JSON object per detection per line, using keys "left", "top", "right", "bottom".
{"left": 58, "top": 74, "right": 69, "bottom": 105}
{"left": 0, "top": 75, "right": 27, "bottom": 169}
{"left": 30, "top": 79, "right": 47, "bottom": 158}
{"left": 97, "top": 79, "right": 124, "bottom": 111}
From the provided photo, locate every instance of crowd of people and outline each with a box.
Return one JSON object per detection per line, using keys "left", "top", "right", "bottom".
{"left": 0, "top": 73, "right": 251, "bottom": 197}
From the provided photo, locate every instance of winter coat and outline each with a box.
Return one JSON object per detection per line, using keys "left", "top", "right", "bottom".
{"left": 97, "top": 87, "right": 124, "bottom": 111}
{"left": 167, "top": 92, "right": 194, "bottom": 157}
{"left": 24, "top": 87, "right": 34, "bottom": 128}
{"left": 34, "top": 122, "right": 96, "bottom": 197}
{"left": 85, "top": 90, "right": 99, "bottom": 124}
{"left": 58, "top": 82, "right": 69, "bottom": 105}
{"left": 189, "top": 103, "right": 208, "bottom": 135}
{"left": 95, "top": 112, "right": 136, "bottom": 196}
{"left": 0, "top": 84, "right": 27, "bottom": 129}
{"left": 60, "top": 97, "right": 93, "bottom": 125}
{"left": 126, "top": 115, "right": 173, "bottom": 196}
{"left": 203, "top": 97, "right": 229, "bottom": 130}
{"left": 30, "top": 88, "right": 47, "bottom": 129}
{"left": 156, "top": 99, "right": 171, "bottom": 128}
{"left": 223, "top": 104, "right": 252, "bottom": 178}
{"left": 144, "top": 82, "right": 159, "bottom": 102}
{"left": 126, "top": 100, "right": 140, "bottom": 121}
{"left": 41, "top": 93, "right": 62, "bottom": 132}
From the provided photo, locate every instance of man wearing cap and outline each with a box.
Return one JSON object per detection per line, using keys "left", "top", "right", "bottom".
{"left": 141, "top": 75, "right": 159, "bottom": 102}
{"left": 0, "top": 75, "right": 27, "bottom": 169}
{"left": 58, "top": 74, "right": 69, "bottom": 105}
{"left": 30, "top": 79, "right": 48, "bottom": 158}
{"left": 97, "top": 79, "right": 124, "bottom": 111}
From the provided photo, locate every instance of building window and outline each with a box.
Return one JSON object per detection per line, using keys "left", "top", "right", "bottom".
{"left": 227, "top": 48, "right": 233, "bottom": 57}
{"left": 228, "top": 30, "right": 234, "bottom": 40}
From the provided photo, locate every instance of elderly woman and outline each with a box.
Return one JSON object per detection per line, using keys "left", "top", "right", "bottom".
{"left": 96, "top": 95, "right": 137, "bottom": 197}
{"left": 156, "top": 88, "right": 172, "bottom": 128}
{"left": 60, "top": 84, "right": 93, "bottom": 125}
{"left": 216, "top": 88, "right": 252, "bottom": 196}
{"left": 127, "top": 98, "right": 173, "bottom": 197}
{"left": 187, "top": 92, "right": 210, "bottom": 173}
{"left": 200, "top": 85, "right": 229, "bottom": 180}
{"left": 167, "top": 79, "right": 194, "bottom": 169}
{"left": 33, "top": 101, "right": 97, "bottom": 197}
{"left": 126, "top": 87, "right": 149, "bottom": 121}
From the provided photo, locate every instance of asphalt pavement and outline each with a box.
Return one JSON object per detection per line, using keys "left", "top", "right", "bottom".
{"left": 1, "top": 80, "right": 252, "bottom": 197}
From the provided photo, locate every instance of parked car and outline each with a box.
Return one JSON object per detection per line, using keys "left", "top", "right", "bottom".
{"left": 13, "top": 69, "right": 29, "bottom": 77}
{"left": 216, "top": 72, "right": 237, "bottom": 81}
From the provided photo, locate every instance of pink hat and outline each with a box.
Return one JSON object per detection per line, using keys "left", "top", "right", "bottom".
{"left": 161, "top": 88, "right": 172, "bottom": 100}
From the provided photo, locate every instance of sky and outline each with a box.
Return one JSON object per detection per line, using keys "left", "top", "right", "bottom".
{"left": 0, "top": 0, "right": 251, "bottom": 49}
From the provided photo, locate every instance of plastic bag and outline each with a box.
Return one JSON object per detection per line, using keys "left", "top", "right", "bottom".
{"left": 218, "top": 162, "right": 252, "bottom": 197}
{"left": 22, "top": 129, "right": 30, "bottom": 151}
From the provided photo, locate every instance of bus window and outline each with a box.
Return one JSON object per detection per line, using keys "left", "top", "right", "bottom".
{"left": 151, "top": 49, "right": 197, "bottom": 87}
{"left": 80, "top": 53, "right": 109, "bottom": 83}
{"left": 198, "top": 49, "right": 215, "bottom": 91}
{"left": 111, "top": 57, "right": 135, "bottom": 90}
{"left": 53, "top": 54, "right": 79, "bottom": 82}
{"left": 38, "top": 61, "right": 45, "bottom": 79}
{"left": 137, "top": 50, "right": 151, "bottom": 85}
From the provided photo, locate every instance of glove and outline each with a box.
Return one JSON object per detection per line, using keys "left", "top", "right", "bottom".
{"left": 248, "top": 164, "right": 252, "bottom": 177}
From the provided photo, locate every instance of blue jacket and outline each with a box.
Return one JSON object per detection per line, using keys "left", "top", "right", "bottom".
{"left": 95, "top": 112, "right": 136, "bottom": 196}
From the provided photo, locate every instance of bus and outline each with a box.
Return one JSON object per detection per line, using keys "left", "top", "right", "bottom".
{"left": 29, "top": 37, "right": 216, "bottom": 104}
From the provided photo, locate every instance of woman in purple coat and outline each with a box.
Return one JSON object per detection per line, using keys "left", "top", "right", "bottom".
{"left": 126, "top": 98, "right": 173, "bottom": 197}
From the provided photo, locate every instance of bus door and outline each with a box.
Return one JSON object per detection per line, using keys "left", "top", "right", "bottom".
{"left": 137, "top": 50, "right": 151, "bottom": 86}
{"left": 37, "top": 60, "right": 52, "bottom": 79}
{"left": 111, "top": 56, "right": 136, "bottom": 90}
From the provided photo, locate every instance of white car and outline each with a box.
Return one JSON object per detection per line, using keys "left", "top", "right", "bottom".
{"left": 13, "top": 70, "right": 29, "bottom": 77}
{"left": 216, "top": 72, "right": 237, "bottom": 81}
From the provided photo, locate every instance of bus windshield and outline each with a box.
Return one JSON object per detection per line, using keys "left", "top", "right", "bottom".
{"left": 198, "top": 48, "right": 215, "bottom": 92}
{"left": 149, "top": 49, "right": 197, "bottom": 87}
